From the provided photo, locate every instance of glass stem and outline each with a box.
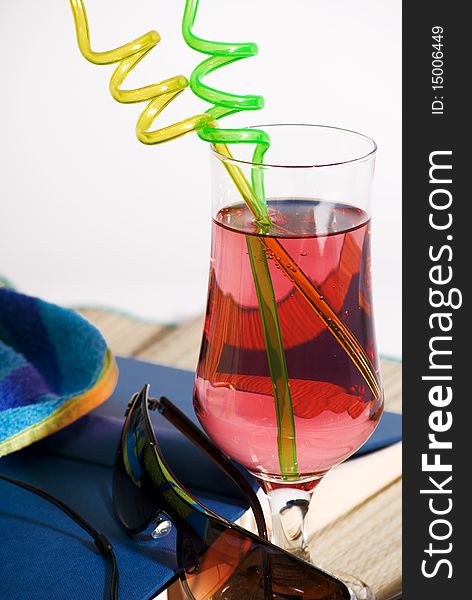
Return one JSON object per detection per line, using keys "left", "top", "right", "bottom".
{"left": 267, "top": 487, "right": 312, "bottom": 562}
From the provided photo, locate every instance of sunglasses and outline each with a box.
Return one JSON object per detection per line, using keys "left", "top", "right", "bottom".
{"left": 113, "top": 384, "right": 353, "bottom": 600}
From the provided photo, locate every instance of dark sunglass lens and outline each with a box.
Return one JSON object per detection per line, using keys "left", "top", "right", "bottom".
{"left": 183, "top": 520, "right": 350, "bottom": 600}
{"left": 113, "top": 394, "right": 160, "bottom": 533}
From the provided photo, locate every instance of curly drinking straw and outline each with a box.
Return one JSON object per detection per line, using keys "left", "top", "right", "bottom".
{"left": 69, "top": 0, "right": 381, "bottom": 480}
{"left": 182, "top": 0, "right": 302, "bottom": 478}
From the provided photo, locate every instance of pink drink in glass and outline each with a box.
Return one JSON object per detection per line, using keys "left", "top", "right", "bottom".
{"left": 194, "top": 199, "right": 383, "bottom": 490}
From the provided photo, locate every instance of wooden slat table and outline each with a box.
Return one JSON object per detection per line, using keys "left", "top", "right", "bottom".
{"left": 80, "top": 308, "right": 402, "bottom": 599}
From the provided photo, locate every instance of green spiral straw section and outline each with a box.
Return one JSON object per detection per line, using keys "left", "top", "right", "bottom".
{"left": 182, "top": 0, "right": 272, "bottom": 229}
{"left": 182, "top": 0, "right": 298, "bottom": 478}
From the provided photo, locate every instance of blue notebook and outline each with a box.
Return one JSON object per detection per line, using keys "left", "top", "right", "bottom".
{"left": 0, "top": 357, "right": 401, "bottom": 600}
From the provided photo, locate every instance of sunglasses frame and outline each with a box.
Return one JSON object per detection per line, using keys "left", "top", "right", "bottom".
{"left": 115, "top": 384, "right": 267, "bottom": 538}
{"left": 113, "top": 385, "right": 353, "bottom": 600}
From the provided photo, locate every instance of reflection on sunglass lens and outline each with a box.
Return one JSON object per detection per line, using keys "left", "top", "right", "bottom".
{"left": 183, "top": 520, "right": 350, "bottom": 600}
{"left": 113, "top": 394, "right": 160, "bottom": 533}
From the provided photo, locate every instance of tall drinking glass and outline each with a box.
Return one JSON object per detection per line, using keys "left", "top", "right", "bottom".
{"left": 194, "top": 124, "right": 383, "bottom": 599}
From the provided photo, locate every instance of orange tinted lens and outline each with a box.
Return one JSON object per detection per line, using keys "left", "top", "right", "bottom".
{"left": 183, "top": 526, "right": 350, "bottom": 600}
{"left": 184, "top": 529, "right": 253, "bottom": 599}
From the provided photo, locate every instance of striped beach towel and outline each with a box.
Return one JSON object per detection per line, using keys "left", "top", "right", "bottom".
{"left": 0, "top": 288, "right": 118, "bottom": 457}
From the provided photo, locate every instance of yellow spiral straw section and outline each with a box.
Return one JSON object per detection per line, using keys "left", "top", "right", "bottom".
{"left": 69, "top": 0, "right": 213, "bottom": 144}
{"left": 69, "top": 0, "right": 298, "bottom": 477}
{"left": 69, "top": 0, "right": 271, "bottom": 229}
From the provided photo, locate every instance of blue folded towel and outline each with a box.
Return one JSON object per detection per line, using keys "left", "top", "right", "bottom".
{"left": 0, "top": 288, "right": 118, "bottom": 456}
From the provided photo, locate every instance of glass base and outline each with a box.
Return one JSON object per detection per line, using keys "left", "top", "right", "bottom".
{"left": 338, "top": 572, "right": 375, "bottom": 600}
{"left": 267, "top": 487, "right": 375, "bottom": 600}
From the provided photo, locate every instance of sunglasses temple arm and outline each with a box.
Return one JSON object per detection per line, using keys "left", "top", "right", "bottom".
{"left": 155, "top": 396, "right": 268, "bottom": 541}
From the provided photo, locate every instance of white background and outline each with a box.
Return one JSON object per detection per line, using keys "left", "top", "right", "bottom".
{"left": 0, "top": 0, "right": 401, "bottom": 357}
